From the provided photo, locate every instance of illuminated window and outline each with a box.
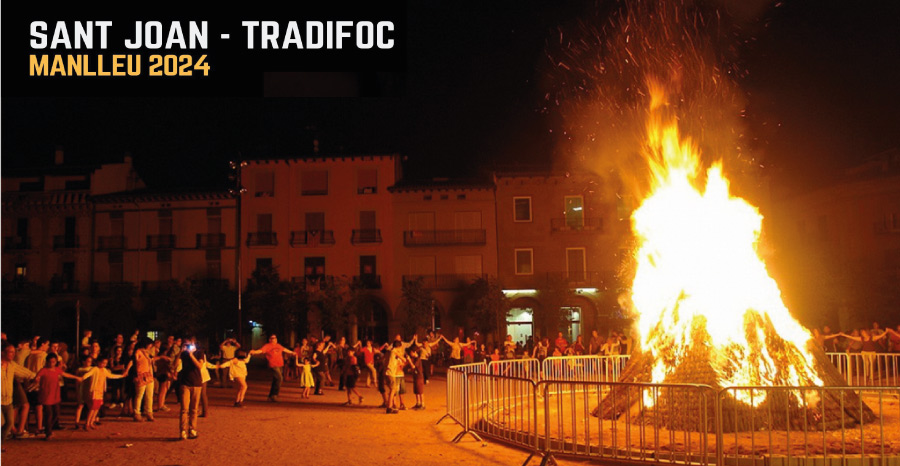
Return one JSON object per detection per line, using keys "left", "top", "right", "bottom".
{"left": 301, "top": 170, "right": 328, "bottom": 196}
{"left": 564, "top": 196, "right": 584, "bottom": 228}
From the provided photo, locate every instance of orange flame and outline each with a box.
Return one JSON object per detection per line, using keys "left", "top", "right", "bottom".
{"left": 632, "top": 82, "right": 822, "bottom": 406}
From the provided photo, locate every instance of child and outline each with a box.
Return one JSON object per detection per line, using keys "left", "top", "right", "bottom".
{"left": 296, "top": 356, "right": 318, "bottom": 399}
{"left": 81, "top": 358, "right": 126, "bottom": 430}
{"left": 342, "top": 348, "right": 363, "bottom": 405}
{"left": 217, "top": 350, "right": 252, "bottom": 406}
{"left": 73, "top": 356, "right": 94, "bottom": 429}
{"left": 409, "top": 349, "right": 426, "bottom": 410}
{"left": 35, "top": 353, "right": 81, "bottom": 439}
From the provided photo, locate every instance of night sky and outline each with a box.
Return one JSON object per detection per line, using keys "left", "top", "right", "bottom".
{"left": 2, "top": 0, "right": 898, "bottom": 192}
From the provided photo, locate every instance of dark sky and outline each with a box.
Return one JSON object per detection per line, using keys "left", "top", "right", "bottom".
{"left": 3, "top": 1, "right": 898, "bottom": 191}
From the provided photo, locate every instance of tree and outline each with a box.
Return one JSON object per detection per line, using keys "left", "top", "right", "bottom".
{"left": 189, "top": 278, "right": 239, "bottom": 341}
{"left": 1, "top": 280, "right": 48, "bottom": 340}
{"left": 144, "top": 281, "right": 204, "bottom": 338}
{"left": 243, "top": 266, "right": 297, "bottom": 340}
{"left": 534, "top": 275, "right": 576, "bottom": 338}
{"left": 93, "top": 283, "right": 139, "bottom": 337}
{"left": 462, "top": 276, "right": 509, "bottom": 339}
{"left": 399, "top": 277, "right": 434, "bottom": 336}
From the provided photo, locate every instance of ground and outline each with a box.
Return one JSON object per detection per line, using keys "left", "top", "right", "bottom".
{"left": 0, "top": 368, "right": 570, "bottom": 466}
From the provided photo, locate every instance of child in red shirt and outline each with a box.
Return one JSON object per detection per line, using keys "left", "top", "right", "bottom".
{"left": 35, "top": 353, "right": 81, "bottom": 439}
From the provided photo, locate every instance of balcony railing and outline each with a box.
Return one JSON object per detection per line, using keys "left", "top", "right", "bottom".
{"left": 196, "top": 233, "right": 226, "bottom": 248}
{"left": 402, "top": 273, "right": 488, "bottom": 290}
{"left": 351, "top": 229, "right": 382, "bottom": 244}
{"left": 3, "top": 236, "right": 32, "bottom": 251}
{"left": 49, "top": 277, "right": 79, "bottom": 294}
{"left": 190, "top": 278, "right": 229, "bottom": 289}
{"left": 247, "top": 232, "right": 278, "bottom": 246}
{"left": 874, "top": 221, "right": 900, "bottom": 234}
{"left": 141, "top": 280, "right": 179, "bottom": 294}
{"left": 290, "top": 230, "right": 336, "bottom": 247}
{"left": 291, "top": 275, "right": 335, "bottom": 291}
{"left": 550, "top": 217, "right": 604, "bottom": 232}
{"left": 146, "top": 235, "right": 176, "bottom": 249}
{"left": 53, "top": 235, "right": 80, "bottom": 250}
{"left": 97, "top": 236, "right": 126, "bottom": 250}
{"left": 403, "top": 229, "right": 487, "bottom": 247}
{"left": 502, "top": 271, "right": 613, "bottom": 290}
{"left": 353, "top": 274, "right": 382, "bottom": 290}
{"left": 92, "top": 281, "right": 136, "bottom": 296}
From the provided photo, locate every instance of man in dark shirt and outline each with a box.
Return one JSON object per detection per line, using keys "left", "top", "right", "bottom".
{"left": 177, "top": 338, "right": 203, "bottom": 440}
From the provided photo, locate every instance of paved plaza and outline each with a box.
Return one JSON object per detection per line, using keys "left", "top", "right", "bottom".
{"left": 0, "top": 369, "right": 572, "bottom": 466}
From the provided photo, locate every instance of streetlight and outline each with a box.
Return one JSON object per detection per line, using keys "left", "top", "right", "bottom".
{"left": 229, "top": 159, "right": 248, "bottom": 343}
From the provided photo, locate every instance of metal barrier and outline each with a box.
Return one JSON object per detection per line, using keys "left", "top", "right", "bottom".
{"left": 542, "top": 355, "right": 630, "bottom": 384}
{"left": 466, "top": 372, "right": 540, "bottom": 453}
{"left": 539, "top": 380, "right": 717, "bottom": 466}
{"left": 717, "top": 386, "right": 900, "bottom": 466}
{"left": 489, "top": 358, "right": 542, "bottom": 381}
{"left": 437, "top": 361, "right": 487, "bottom": 442}
{"left": 442, "top": 357, "right": 900, "bottom": 466}
{"left": 827, "top": 352, "right": 900, "bottom": 388}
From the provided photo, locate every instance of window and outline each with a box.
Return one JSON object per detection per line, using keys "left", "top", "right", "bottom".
{"left": 255, "top": 172, "right": 275, "bottom": 197}
{"left": 566, "top": 248, "right": 586, "bottom": 282}
{"left": 515, "top": 249, "right": 533, "bottom": 275}
{"left": 158, "top": 251, "right": 172, "bottom": 281}
{"left": 301, "top": 170, "right": 328, "bottom": 196}
{"left": 357, "top": 169, "right": 377, "bottom": 194}
{"left": 513, "top": 197, "right": 532, "bottom": 222}
{"left": 454, "top": 255, "right": 483, "bottom": 278}
{"left": 206, "top": 249, "right": 221, "bottom": 279}
{"left": 306, "top": 212, "right": 325, "bottom": 233}
{"left": 457, "top": 194, "right": 466, "bottom": 200}
{"left": 256, "top": 258, "right": 273, "bottom": 271}
{"left": 360, "top": 255, "right": 377, "bottom": 275}
{"left": 564, "top": 196, "right": 584, "bottom": 228}
{"left": 304, "top": 257, "right": 325, "bottom": 279}
{"left": 108, "top": 252, "right": 123, "bottom": 282}
{"left": 257, "top": 214, "right": 272, "bottom": 232}
{"left": 14, "top": 263, "right": 27, "bottom": 279}
{"left": 360, "top": 211, "right": 376, "bottom": 230}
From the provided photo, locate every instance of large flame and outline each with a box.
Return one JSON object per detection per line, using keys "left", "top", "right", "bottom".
{"left": 631, "top": 83, "right": 822, "bottom": 406}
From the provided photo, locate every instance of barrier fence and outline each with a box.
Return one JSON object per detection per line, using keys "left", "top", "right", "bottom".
{"left": 441, "top": 355, "right": 900, "bottom": 466}
{"left": 542, "top": 355, "right": 629, "bottom": 384}
{"left": 827, "top": 352, "right": 900, "bottom": 388}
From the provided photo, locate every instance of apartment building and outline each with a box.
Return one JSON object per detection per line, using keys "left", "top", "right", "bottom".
{"left": 494, "top": 172, "right": 628, "bottom": 343}
{"left": 389, "top": 179, "right": 498, "bottom": 333}
{"left": 239, "top": 155, "right": 400, "bottom": 340}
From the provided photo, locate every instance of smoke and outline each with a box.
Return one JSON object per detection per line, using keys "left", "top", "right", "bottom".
{"left": 543, "top": 0, "right": 771, "bottom": 201}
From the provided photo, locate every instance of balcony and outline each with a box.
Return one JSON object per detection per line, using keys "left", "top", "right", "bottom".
{"left": 291, "top": 275, "right": 335, "bottom": 291}
{"left": 92, "top": 281, "right": 136, "bottom": 296}
{"left": 53, "top": 235, "right": 81, "bottom": 250}
{"left": 353, "top": 274, "right": 382, "bottom": 290}
{"left": 874, "top": 221, "right": 900, "bottom": 234}
{"left": 402, "top": 273, "right": 488, "bottom": 290}
{"left": 49, "top": 277, "right": 79, "bottom": 294}
{"left": 290, "top": 230, "right": 336, "bottom": 247}
{"left": 97, "top": 236, "right": 126, "bottom": 250}
{"left": 190, "top": 278, "right": 230, "bottom": 289}
{"left": 196, "top": 233, "right": 226, "bottom": 248}
{"left": 502, "top": 271, "right": 613, "bottom": 290}
{"left": 351, "top": 229, "right": 382, "bottom": 244}
{"left": 146, "top": 235, "right": 176, "bottom": 249}
{"left": 3, "top": 236, "right": 31, "bottom": 251}
{"left": 141, "top": 280, "right": 179, "bottom": 295}
{"left": 403, "top": 229, "right": 487, "bottom": 247}
{"left": 550, "top": 217, "right": 603, "bottom": 232}
{"left": 247, "top": 232, "right": 278, "bottom": 247}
